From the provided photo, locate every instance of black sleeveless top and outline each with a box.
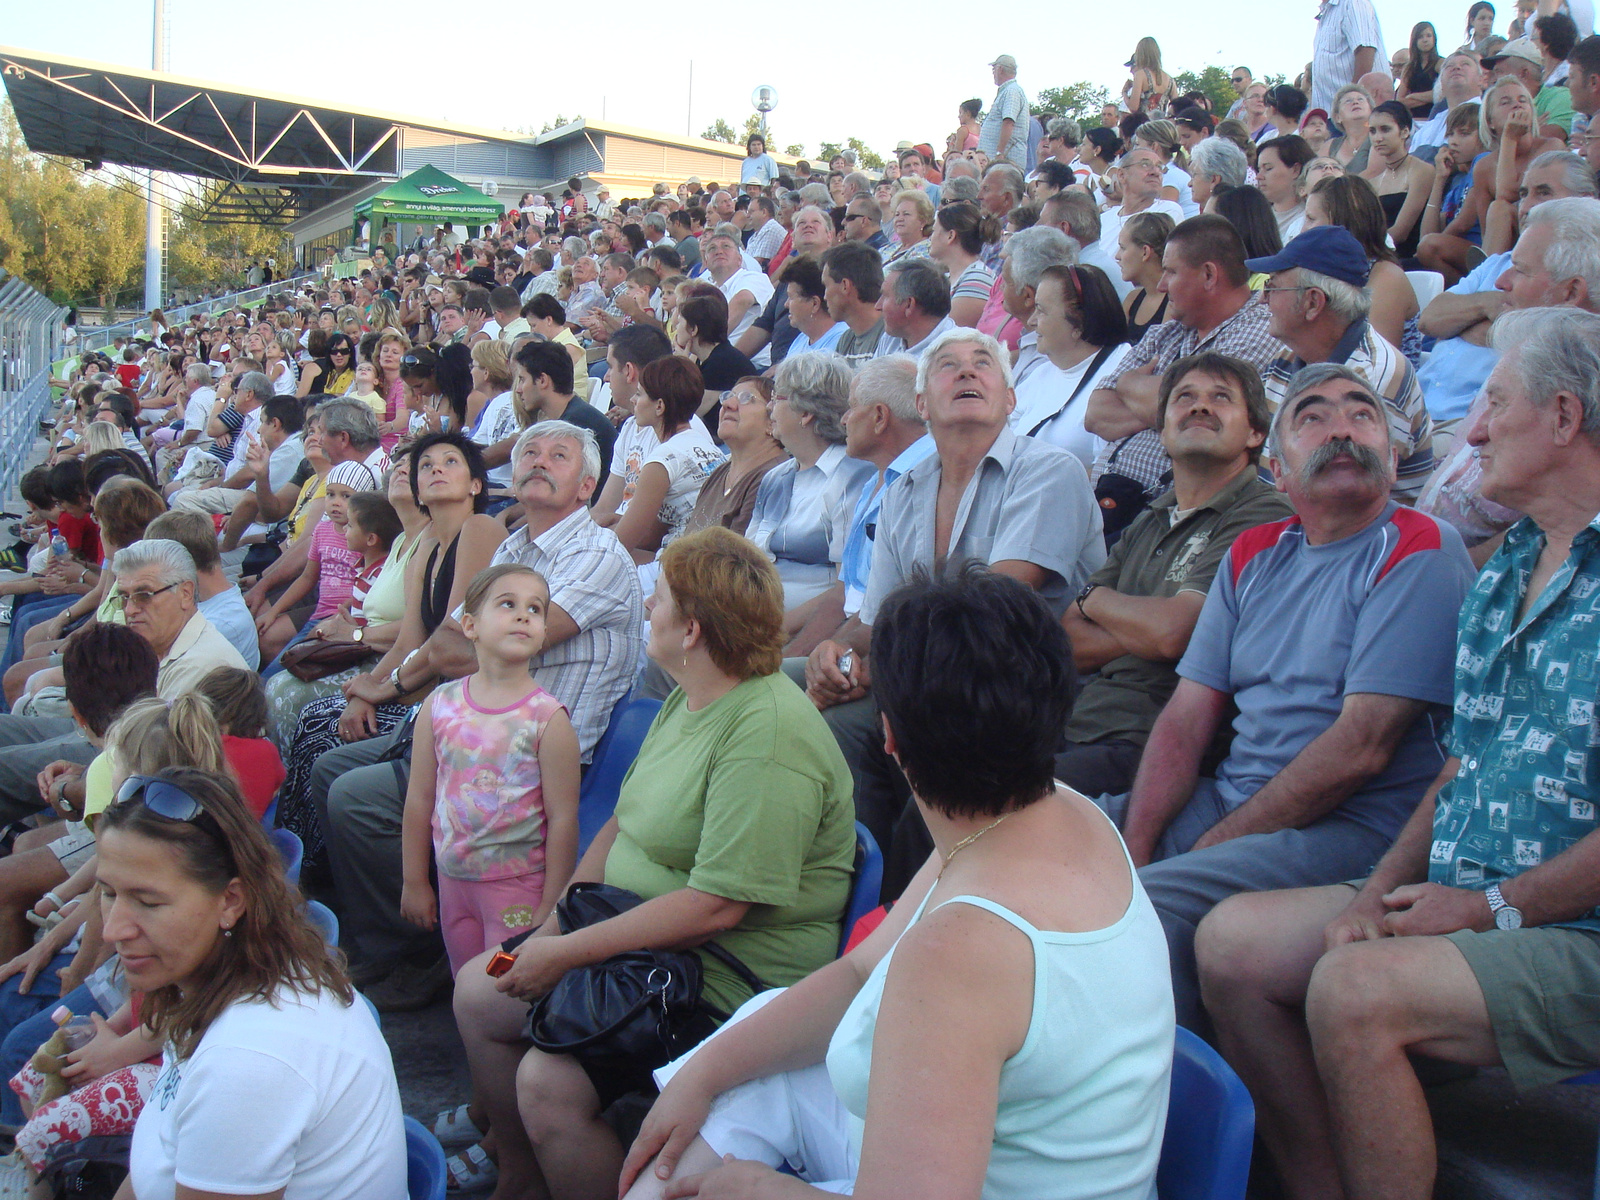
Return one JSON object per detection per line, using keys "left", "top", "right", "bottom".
{"left": 421, "top": 531, "right": 461, "bottom": 634}
{"left": 1127, "top": 289, "right": 1170, "bottom": 344}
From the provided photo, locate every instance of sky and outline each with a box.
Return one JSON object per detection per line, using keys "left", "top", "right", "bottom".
{"left": 6, "top": 0, "right": 1467, "bottom": 160}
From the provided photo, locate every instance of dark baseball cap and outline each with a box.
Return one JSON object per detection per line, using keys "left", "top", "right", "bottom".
{"left": 1245, "top": 225, "right": 1371, "bottom": 287}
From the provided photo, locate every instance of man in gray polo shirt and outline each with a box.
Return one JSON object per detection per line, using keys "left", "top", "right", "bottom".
{"left": 1103, "top": 364, "right": 1474, "bottom": 1027}
{"left": 806, "top": 327, "right": 1104, "bottom": 886}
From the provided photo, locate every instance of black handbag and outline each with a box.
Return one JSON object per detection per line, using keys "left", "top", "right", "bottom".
{"left": 1095, "top": 436, "right": 1169, "bottom": 550}
{"left": 524, "top": 883, "right": 767, "bottom": 1066}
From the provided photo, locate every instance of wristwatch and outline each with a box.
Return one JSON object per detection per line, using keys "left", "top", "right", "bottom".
{"left": 1486, "top": 882, "right": 1523, "bottom": 930}
{"left": 351, "top": 625, "right": 364, "bottom": 644}
{"left": 1076, "top": 582, "right": 1099, "bottom": 620}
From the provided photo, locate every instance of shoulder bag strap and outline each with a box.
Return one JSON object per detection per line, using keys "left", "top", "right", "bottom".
{"left": 1026, "top": 343, "right": 1119, "bottom": 438}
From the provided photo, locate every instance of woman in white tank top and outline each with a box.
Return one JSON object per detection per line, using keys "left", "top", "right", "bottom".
{"left": 618, "top": 567, "right": 1176, "bottom": 1200}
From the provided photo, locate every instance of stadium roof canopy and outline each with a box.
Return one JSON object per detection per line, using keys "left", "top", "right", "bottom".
{"left": 0, "top": 45, "right": 530, "bottom": 222}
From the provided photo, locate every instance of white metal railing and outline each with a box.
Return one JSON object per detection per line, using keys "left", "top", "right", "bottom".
{"left": 75, "top": 274, "right": 314, "bottom": 350}
{"left": 0, "top": 272, "right": 69, "bottom": 502}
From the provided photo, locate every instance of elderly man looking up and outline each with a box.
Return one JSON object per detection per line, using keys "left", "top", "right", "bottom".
{"left": 1251, "top": 225, "right": 1436, "bottom": 500}
{"left": 1099, "top": 364, "right": 1473, "bottom": 1028}
{"left": 1197, "top": 309, "right": 1600, "bottom": 1200}
{"left": 0, "top": 539, "right": 246, "bottom": 819}
{"left": 806, "top": 330, "right": 1104, "bottom": 850}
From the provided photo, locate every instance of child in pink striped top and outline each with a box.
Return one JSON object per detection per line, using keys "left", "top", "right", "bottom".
{"left": 400, "top": 563, "right": 581, "bottom": 973}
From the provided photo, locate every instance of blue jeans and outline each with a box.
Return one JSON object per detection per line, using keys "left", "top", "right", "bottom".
{"left": 0, "top": 595, "right": 79, "bottom": 710}
{"left": 0, "top": 953, "right": 82, "bottom": 1125}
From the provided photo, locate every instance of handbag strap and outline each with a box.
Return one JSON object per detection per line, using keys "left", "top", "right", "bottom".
{"left": 697, "top": 939, "right": 770, "bottom": 995}
{"left": 1025, "top": 342, "right": 1118, "bottom": 438}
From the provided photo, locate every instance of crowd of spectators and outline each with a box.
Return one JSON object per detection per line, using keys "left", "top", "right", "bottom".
{"left": 6, "top": 8, "right": 1600, "bottom": 1196}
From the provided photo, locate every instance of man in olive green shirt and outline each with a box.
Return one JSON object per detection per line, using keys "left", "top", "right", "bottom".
{"left": 1060, "top": 352, "right": 1294, "bottom": 798}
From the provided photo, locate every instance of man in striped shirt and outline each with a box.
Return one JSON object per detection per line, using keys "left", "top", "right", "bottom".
{"left": 1311, "top": 0, "right": 1386, "bottom": 113}
{"left": 1252, "top": 226, "right": 1435, "bottom": 503}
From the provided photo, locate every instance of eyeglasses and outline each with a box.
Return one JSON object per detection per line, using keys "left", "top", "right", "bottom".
{"left": 109, "top": 582, "right": 179, "bottom": 611}
{"left": 722, "top": 389, "right": 768, "bottom": 408}
{"left": 116, "top": 774, "right": 205, "bottom": 822}
{"left": 1260, "top": 285, "right": 1313, "bottom": 296}
{"left": 329, "top": 348, "right": 351, "bottom": 356}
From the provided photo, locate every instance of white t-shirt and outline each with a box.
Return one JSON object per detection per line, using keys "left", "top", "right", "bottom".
{"left": 645, "top": 425, "right": 727, "bottom": 546}
{"left": 130, "top": 985, "right": 406, "bottom": 1200}
{"left": 609, "top": 417, "right": 660, "bottom": 517}
{"left": 1097, "top": 200, "right": 1186, "bottom": 258}
{"left": 182, "top": 387, "right": 217, "bottom": 445}
{"left": 471, "top": 390, "right": 520, "bottom": 486}
{"left": 718, "top": 268, "right": 776, "bottom": 341}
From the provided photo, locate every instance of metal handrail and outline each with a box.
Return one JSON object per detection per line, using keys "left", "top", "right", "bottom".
{"left": 0, "top": 271, "right": 70, "bottom": 501}
{"left": 72, "top": 274, "right": 314, "bottom": 351}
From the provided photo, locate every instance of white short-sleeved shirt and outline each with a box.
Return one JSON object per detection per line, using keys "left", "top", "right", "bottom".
{"left": 130, "top": 985, "right": 406, "bottom": 1200}
{"left": 610, "top": 417, "right": 661, "bottom": 517}
{"left": 645, "top": 425, "right": 727, "bottom": 546}
{"left": 718, "top": 268, "right": 776, "bottom": 341}
{"left": 182, "top": 387, "right": 216, "bottom": 446}
{"left": 471, "top": 391, "right": 520, "bottom": 486}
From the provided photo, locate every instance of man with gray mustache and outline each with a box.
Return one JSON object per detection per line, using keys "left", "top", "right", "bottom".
{"left": 1093, "top": 363, "right": 1476, "bottom": 1028}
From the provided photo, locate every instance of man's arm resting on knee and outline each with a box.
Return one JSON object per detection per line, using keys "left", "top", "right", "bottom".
{"left": 1122, "top": 679, "right": 1231, "bottom": 865}
{"left": 1193, "top": 693, "right": 1429, "bottom": 851}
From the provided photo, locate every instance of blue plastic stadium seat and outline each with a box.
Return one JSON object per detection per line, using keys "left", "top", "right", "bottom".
{"left": 576, "top": 697, "right": 662, "bottom": 855}
{"left": 841, "top": 822, "right": 883, "bottom": 955}
{"left": 304, "top": 900, "right": 338, "bottom": 947}
{"left": 403, "top": 1115, "right": 447, "bottom": 1200}
{"left": 1157, "top": 1026, "right": 1255, "bottom": 1200}
{"left": 269, "top": 827, "right": 303, "bottom": 886}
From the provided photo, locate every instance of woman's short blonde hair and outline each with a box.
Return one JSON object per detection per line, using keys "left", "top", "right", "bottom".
{"left": 895, "top": 190, "right": 935, "bottom": 236}
{"left": 471, "top": 338, "right": 513, "bottom": 389}
{"left": 659, "top": 527, "right": 785, "bottom": 680}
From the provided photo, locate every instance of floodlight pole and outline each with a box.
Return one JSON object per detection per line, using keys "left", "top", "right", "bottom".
{"left": 143, "top": 0, "right": 167, "bottom": 314}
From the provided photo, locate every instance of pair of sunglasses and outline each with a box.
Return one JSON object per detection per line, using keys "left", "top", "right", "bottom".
{"left": 115, "top": 774, "right": 206, "bottom": 821}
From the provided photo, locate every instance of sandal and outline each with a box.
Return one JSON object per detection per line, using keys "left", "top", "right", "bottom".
{"left": 445, "top": 1144, "right": 497, "bottom": 1194}
{"left": 432, "top": 1103, "right": 486, "bottom": 1149}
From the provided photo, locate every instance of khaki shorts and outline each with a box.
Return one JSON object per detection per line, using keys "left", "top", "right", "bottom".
{"left": 1445, "top": 925, "right": 1600, "bottom": 1091}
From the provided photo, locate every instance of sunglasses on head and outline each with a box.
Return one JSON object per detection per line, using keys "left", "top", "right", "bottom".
{"left": 115, "top": 774, "right": 206, "bottom": 822}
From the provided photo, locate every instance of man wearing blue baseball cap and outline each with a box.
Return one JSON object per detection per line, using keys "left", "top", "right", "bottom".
{"left": 1250, "top": 225, "right": 1435, "bottom": 503}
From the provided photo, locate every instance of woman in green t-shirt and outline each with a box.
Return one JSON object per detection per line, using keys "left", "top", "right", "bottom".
{"left": 448, "top": 527, "right": 857, "bottom": 1198}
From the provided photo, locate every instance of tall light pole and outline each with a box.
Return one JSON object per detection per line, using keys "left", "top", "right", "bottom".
{"left": 751, "top": 85, "right": 777, "bottom": 140}
{"left": 142, "top": 0, "right": 167, "bottom": 313}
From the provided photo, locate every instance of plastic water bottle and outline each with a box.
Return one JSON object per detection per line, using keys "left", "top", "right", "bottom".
{"left": 51, "top": 1007, "right": 96, "bottom": 1053}
{"left": 50, "top": 533, "right": 68, "bottom": 560}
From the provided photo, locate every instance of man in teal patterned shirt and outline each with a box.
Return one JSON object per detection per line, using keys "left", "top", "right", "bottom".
{"left": 1195, "top": 307, "right": 1600, "bottom": 1200}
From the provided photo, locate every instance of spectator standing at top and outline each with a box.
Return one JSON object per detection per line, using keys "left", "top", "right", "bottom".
{"left": 740, "top": 134, "right": 779, "bottom": 188}
{"left": 979, "top": 55, "right": 1031, "bottom": 169}
{"left": 1311, "top": 0, "right": 1387, "bottom": 113}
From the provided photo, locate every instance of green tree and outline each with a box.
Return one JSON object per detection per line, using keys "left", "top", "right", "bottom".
{"left": 783, "top": 144, "right": 805, "bottom": 157}
{"left": 817, "top": 137, "right": 884, "bottom": 170}
{"left": 1173, "top": 66, "right": 1240, "bottom": 118}
{"left": 700, "top": 118, "right": 739, "bottom": 144}
{"left": 165, "top": 185, "right": 291, "bottom": 295}
{"left": 1034, "top": 82, "right": 1113, "bottom": 125}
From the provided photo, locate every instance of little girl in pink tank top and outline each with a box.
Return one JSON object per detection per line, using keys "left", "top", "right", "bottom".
{"left": 400, "top": 564, "right": 581, "bottom": 973}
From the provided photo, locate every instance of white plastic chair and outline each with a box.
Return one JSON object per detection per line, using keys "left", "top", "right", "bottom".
{"left": 1406, "top": 270, "right": 1446, "bottom": 312}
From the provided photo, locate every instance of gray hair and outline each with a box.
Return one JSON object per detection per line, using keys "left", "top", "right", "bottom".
{"left": 844, "top": 171, "right": 874, "bottom": 198}
{"left": 1296, "top": 267, "right": 1372, "bottom": 323}
{"left": 644, "top": 212, "right": 668, "bottom": 232}
{"left": 1266, "top": 363, "right": 1388, "bottom": 460}
{"left": 1190, "top": 137, "right": 1249, "bottom": 189}
{"left": 916, "top": 328, "right": 1016, "bottom": 395}
{"left": 887, "top": 258, "right": 953, "bottom": 317}
{"left": 1042, "top": 191, "right": 1102, "bottom": 244}
{"left": 984, "top": 163, "right": 1027, "bottom": 204}
{"left": 184, "top": 363, "right": 212, "bottom": 385}
{"left": 1489, "top": 308, "right": 1600, "bottom": 438}
{"left": 707, "top": 223, "right": 742, "bottom": 248}
{"left": 850, "top": 355, "right": 924, "bottom": 426}
{"left": 773, "top": 351, "right": 855, "bottom": 445}
{"left": 941, "top": 176, "right": 980, "bottom": 204}
{"left": 1004, "top": 225, "right": 1078, "bottom": 291}
{"left": 944, "top": 158, "right": 980, "bottom": 182}
{"left": 316, "top": 396, "right": 382, "bottom": 448}
{"left": 112, "top": 538, "right": 198, "bottom": 588}
{"left": 798, "top": 182, "right": 832, "bottom": 206}
{"left": 1522, "top": 195, "right": 1600, "bottom": 299}
{"left": 1525, "top": 151, "right": 1599, "bottom": 199}
{"left": 796, "top": 204, "right": 837, "bottom": 230}
{"left": 512, "top": 419, "right": 603, "bottom": 483}
{"left": 562, "top": 236, "right": 587, "bottom": 259}
{"left": 237, "top": 370, "right": 273, "bottom": 402}
{"left": 1046, "top": 116, "right": 1082, "bottom": 144}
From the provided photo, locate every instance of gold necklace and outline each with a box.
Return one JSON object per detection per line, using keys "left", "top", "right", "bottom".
{"left": 937, "top": 812, "right": 1012, "bottom": 879}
